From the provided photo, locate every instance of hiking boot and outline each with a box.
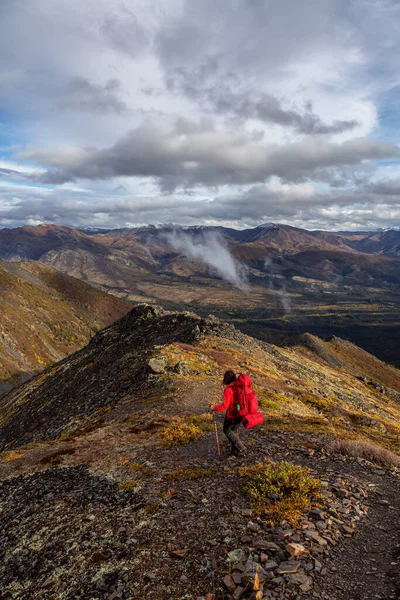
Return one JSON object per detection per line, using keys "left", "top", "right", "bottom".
{"left": 235, "top": 440, "right": 247, "bottom": 455}
{"left": 233, "top": 444, "right": 247, "bottom": 456}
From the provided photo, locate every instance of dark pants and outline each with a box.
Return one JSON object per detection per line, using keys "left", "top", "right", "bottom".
{"left": 223, "top": 416, "right": 245, "bottom": 454}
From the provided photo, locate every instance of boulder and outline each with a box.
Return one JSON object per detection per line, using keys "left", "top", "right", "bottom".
{"left": 148, "top": 357, "right": 168, "bottom": 373}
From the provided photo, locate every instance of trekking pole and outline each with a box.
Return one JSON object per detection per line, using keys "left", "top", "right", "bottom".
{"left": 212, "top": 413, "right": 221, "bottom": 457}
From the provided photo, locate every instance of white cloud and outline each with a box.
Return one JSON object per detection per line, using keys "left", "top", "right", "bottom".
{"left": 1, "top": 176, "right": 399, "bottom": 232}
{"left": 18, "top": 123, "right": 400, "bottom": 189}
{"left": 1, "top": 0, "right": 400, "bottom": 230}
{"left": 167, "top": 229, "right": 248, "bottom": 289}
{"left": 0, "top": 160, "right": 44, "bottom": 175}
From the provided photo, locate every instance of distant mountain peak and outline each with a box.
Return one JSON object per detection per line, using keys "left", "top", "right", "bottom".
{"left": 258, "top": 222, "right": 279, "bottom": 230}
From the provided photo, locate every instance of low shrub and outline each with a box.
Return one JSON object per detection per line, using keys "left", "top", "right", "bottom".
{"left": 162, "top": 418, "right": 203, "bottom": 448}
{"left": 259, "top": 399, "right": 282, "bottom": 412}
{"left": 330, "top": 439, "right": 400, "bottom": 467}
{"left": 162, "top": 488, "right": 177, "bottom": 501}
{"left": 239, "top": 460, "right": 321, "bottom": 525}
{"left": 189, "top": 413, "right": 214, "bottom": 431}
{"left": 260, "top": 391, "right": 293, "bottom": 406}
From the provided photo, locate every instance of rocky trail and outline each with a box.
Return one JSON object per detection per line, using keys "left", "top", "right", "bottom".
{"left": 0, "top": 420, "right": 398, "bottom": 600}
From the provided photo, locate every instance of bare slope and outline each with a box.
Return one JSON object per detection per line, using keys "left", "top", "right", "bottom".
{"left": 342, "top": 228, "right": 400, "bottom": 258}
{"left": 0, "top": 260, "right": 130, "bottom": 393}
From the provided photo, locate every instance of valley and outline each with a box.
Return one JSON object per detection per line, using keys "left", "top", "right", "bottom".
{"left": 1, "top": 223, "right": 400, "bottom": 367}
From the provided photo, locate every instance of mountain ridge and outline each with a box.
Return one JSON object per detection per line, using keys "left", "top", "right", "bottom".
{"left": 1, "top": 303, "right": 399, "bottom": 452}
{"left": 2, "top": 221, "right": 400, "bottom": 256}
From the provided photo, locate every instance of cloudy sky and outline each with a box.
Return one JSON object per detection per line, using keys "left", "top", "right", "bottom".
{"left": 1, "top": 0, "right": 400, "bottom": 231}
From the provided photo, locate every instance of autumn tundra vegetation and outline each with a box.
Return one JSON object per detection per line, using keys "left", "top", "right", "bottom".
{"left": 0, "top": 304, "right": 399, "bottom": 598}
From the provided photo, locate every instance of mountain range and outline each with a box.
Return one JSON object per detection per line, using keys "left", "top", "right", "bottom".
{"left": 1, "top": 223, "right": 399, "bottom": 366}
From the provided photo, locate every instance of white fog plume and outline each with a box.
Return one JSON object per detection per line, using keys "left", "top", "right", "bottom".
{"left": 167, "top": 230, "right": 248, "bottom": 290}
{"left": 264, "top": 257, "right": 292, "bottom": 314}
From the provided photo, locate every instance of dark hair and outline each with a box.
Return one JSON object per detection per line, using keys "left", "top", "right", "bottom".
{"left": 223, "top": 370, "right": 237, "bottom": 385}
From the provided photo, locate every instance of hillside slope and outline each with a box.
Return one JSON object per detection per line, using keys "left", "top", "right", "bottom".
{"left": 0, "top": 305, "right": 399, "bottom": 600}
{"left": 0, "top": 260, "right": 130, "bottom": 393}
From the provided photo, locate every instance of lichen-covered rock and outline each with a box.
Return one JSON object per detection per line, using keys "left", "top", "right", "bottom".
{"left": 148, "top": 357, "right": 168, "bottom": 374}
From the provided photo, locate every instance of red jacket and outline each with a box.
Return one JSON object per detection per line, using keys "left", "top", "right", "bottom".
{"left": 213, "top": 374, "right": 254, "bottom": 419}
{"left": 213, "top": 382, "right": 237, "bottom": 418}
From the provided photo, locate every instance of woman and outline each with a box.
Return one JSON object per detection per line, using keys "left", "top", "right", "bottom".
{"left": 211, "top": 370, "right": 247, "bottom": 456}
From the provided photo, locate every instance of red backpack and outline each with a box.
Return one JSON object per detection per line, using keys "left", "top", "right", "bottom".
{"left": 242, "top": 412, "right": 264, "bottom": 429}
{"left": 234, "top": 374, "right": 258, "bottom": 416}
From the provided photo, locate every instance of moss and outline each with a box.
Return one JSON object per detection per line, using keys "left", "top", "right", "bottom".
{"left": 256, "top": 390, "right": 294, "bottom": 414}
{"left": 0, "top": 451, "right": 24, "bottom": 463}
{"left": 21, "top": 440, "right": 56, "bottom": 450}
{"left": 128, "top": 463, "right": 158, "bottom": 476}
{"left": 261, "top": 415, "right": 333, "bottom": 436}
{"left": 259, "top": 399, "right": 282, "bottom": 412}
{"left": 163, "top": 343, "right": 217, "bottom": 375}
{"left": 58, "top": 432, "right": 77, "bottom": 442}
{"left": 297, "top": 393, "right": 333, "bottom": 414}
{"left": 145, "top": 500, "right": 160, "bottom": 514}
{"left": 329, "top": 409, "right": 400, "bottom": 454}
{"left": 263, "top": 390, "right": 294, "bottom": 404}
